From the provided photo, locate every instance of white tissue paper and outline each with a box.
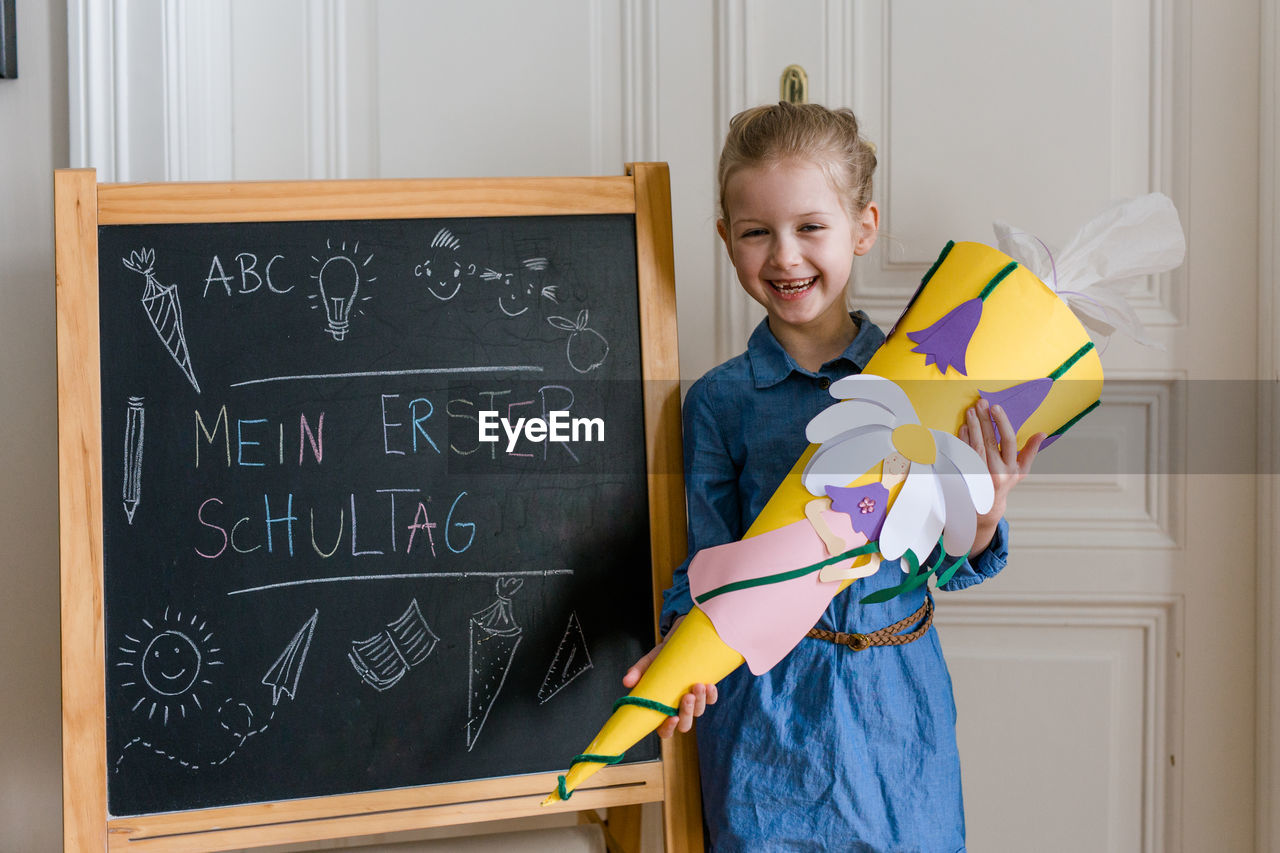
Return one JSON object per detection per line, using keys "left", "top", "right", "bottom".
{"left": 993, "top": 192, "right": 1186, "bottom": 350}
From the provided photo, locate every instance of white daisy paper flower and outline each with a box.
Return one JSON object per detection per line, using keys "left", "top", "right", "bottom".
{"left": 801, "top": 374, "right": 994, "bottom": 562}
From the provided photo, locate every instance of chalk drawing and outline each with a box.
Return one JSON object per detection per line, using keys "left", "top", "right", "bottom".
{"left": 113, "top": 609, "right": 312, "bottom": 773}
{"left": 229, "top": 364, "right": 544, "bottom": 389}
{"left": 262, "top": 610, "right": 318, "bottom": 704}
{"left": 536, "top": 611, "right": 593, "bottom": 704}
{"left": 412, "top": 230, "right": 564, "bottom": 317}
{"left": 308, "top": 240, "right": 376, "bottom": 341}
{"left": 122, "top": 396, "right": 145, "bottom": 524}
{"left": 115, "top": 607, "right": 221, "bottom": 726}
{"left": 122, "top": 249, "right": 201, "bottom": 393}
{"left": 547, "top": 309, "right": 610, "bottom": 373}
{"left": 520, "top": 256, "right": 559, "bottom": 304}
{"left": 416, "top": 228, "right": 475, "bottom": 301}
{"left": 467, "top": 578, "right": 523, "bottom": 750}
{"left": 348, "top": 599, "right": 439, "bottom": 691}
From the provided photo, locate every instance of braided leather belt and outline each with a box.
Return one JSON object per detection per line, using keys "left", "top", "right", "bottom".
{"left": 804, "top": 592, "right": 934, "bottom": 652}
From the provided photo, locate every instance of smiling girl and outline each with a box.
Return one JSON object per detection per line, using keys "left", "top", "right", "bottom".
{"left": 623, "top": 102, "right": 1042, "bottom": 851}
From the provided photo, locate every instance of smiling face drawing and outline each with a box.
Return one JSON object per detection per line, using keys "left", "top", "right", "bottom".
{"left": 117, "top": 609, "right": 222, "bottom": 725}
{"left": 142, "top": 630, "right": 201, "bottom": 696}
{"left": 497, "top": 273, "right": 534, "bottom": 316}
{"left": 417, "top": 228, "right": 471, "bottom": 301}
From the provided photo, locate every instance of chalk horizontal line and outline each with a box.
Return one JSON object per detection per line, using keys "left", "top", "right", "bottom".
{"left": 230, "top": 365, "right": 545, "bottom": 387}
{"left": 227, "top": 569, "right": 573, "bottom": 595}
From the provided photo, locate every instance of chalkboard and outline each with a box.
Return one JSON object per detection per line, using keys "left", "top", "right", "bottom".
{"left": 57, "top": 168, "right": 701, "bottom": 851}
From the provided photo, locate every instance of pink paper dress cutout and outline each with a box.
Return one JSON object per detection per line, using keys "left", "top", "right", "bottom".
{"left": 689, "top": 509, "right": 868, "bottom": 675}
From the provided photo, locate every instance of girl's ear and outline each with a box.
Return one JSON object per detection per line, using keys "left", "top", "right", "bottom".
{"left": 853, "top": 202, "right": 880, "bottom": 256}
{"left": 716, "top": 218, "right": 732, "bottom": 253}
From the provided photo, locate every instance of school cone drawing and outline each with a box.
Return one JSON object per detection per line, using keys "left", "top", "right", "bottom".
{"left": 544, "top": 238, "right": 1113, "bottom": 805}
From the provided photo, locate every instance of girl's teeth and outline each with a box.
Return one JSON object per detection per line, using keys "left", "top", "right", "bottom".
{"left": 773, "top": 277, "right": 815, "bottom": 293}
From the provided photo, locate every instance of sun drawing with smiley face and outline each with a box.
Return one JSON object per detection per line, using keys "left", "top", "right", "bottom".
{"left": 116, "top": 608, "right": 223, "bottom": 726}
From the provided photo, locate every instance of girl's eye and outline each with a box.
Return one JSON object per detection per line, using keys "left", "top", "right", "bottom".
{"left": 739, "top": 228, "right": 767, "bottom": 238}
{"left": 799, "top": 223, "right": 825, "bottom": 233}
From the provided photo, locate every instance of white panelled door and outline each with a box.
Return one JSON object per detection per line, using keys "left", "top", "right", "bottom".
{"left": 81, "top": 1, "right": 1259, "bottom": 850}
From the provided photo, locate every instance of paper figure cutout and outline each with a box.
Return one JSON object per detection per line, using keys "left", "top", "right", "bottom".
{"left": 467, "top": 578, "right": 524, "bottom": 750}
{"left": 907, "top": 297, "right": 982, "bottom": 374}
{"left": 826, "top": 482, "right": 889, "bottom": 540}
{"left": 122, "top": 396, "right": 145, "bottom": 524}
{"left": 538, "top": 611, "right": 593, "bottom": 704}
{"left": 545, "top": 205, "right": 1186, "bottom": 803}
{"left": 818, "top": 481, "right": 891, "bottom": 583}
{"left": 348, "top": 599, "right": 439, "bottom": 692}
{"left": 262, "top": 610, "right": 317, "bottom": 704}
{"left": 906, "top": 258, "right": 1017, "bottom": 376}
{"left": 804, "top": 375, "right": 994, "bottom": 568}
{"left": 547, "top": 310, "right": 609, "bottom": 373}
{"left": 122, "top": 249, "right": 201, "bottom": 392}
{"left": 690, "top": 510, "right": 873, "bottom": 675}
{"left": 804, "top": 497, "right": 854, "bottom": 557}
{"left": 978, "top": 378, "right": 1053, "bottom": 436}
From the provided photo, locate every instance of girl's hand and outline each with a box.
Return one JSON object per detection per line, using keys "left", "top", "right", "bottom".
{"left": 958, "top": 397, "right": 1045, "bottom": 554}
{"left": 622, "top": 615, "right": 718, "bottom": 738}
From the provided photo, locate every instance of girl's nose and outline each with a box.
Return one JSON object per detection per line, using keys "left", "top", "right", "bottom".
{"left": 770, "top": 235, "right": 802, "bottom": 268}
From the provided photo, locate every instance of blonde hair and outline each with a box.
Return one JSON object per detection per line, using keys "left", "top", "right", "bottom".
{"left": 717, "top": 101, "right": 877, "bottom": 220}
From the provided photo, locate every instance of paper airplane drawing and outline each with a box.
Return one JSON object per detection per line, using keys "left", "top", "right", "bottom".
{"left": 261, "top": 610, "right": 318, "bottom": 705}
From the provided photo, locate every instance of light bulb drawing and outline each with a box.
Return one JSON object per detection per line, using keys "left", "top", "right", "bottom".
{"left": 308, "top": 240, "right": 375, "bottom": 341}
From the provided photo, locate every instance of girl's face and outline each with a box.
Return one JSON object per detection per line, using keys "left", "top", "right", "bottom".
{"left": 718, "top": 159, "right": 878, "bottom": 339}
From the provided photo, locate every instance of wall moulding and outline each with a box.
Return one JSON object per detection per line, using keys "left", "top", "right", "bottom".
{"left": 935, "top": 592, "right": 1183, "bottom": 853}
{"left": 846, "top": 0, "right": 1188, "bottom": 334}
{"left": 1011, "top": 376, "right": 1184, "bottom": 551}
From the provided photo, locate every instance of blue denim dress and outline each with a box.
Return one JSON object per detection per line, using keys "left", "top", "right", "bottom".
{"left": 661, "top": 313, "right": 1009, "bottom": 853}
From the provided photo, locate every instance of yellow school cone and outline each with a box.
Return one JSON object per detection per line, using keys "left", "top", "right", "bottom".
{"left": 544, "top": 242, "right": 1103, "bottom": 805}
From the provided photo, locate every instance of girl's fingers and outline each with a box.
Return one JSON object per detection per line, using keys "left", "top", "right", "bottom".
{"left": 622, "top": 645, "right": 660, "bottom": 687}
{"left": 654, "top": 684, "right": 717, "bottom": 738}
{"left": 692, "top": 683, "right": 711, "bottom": 717}
{"left": 990, "top": 404, "right": 1018, "bottom": 467}
{"left": 1017, "top": 432, "right": 1047, "bottom": 474}
{"left": 677, "top": 693, "right": 696, "bottom": 733}
{"left": 975, "top": 398, "right": 999, "bottom": 454}
{"left": 964, "top": 407, "right": 986, "bottom": 461}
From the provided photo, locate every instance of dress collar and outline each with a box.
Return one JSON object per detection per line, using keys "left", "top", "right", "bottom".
{"left": 746, "top": 311, "right": 885, "bottom": 389}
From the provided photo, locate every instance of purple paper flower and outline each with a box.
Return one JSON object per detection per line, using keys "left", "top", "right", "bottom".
{"left": 907, "top": 297, "right": 983, "bottom": 376}
{"left": 826, "top": 482, "right": 890, "bottom": 540}
{"left": 978, "top": 377, "right": 1053, "bottom": 435}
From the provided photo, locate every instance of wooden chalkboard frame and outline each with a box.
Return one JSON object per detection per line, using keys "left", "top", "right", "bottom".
{"left": 55, "top": 165, "right": 701, "bottom": 852}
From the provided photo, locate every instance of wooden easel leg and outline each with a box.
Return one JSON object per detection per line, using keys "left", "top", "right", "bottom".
{"left": 604, "top": 803, "right": 644, "bottom": 852}
{"left": 579, "top": 804, "right": 643, "bottom": 853}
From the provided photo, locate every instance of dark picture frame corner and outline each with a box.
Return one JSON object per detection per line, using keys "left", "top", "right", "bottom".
{"left": 0, "top": 0, "right": 17, "bottom": 80}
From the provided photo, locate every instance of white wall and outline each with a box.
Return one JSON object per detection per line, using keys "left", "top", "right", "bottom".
{"left": 0, "top": 0, "right": 67, "bottom": 850}
{"left": 18, "top": 1, "right": 1272, "bottom": 850}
